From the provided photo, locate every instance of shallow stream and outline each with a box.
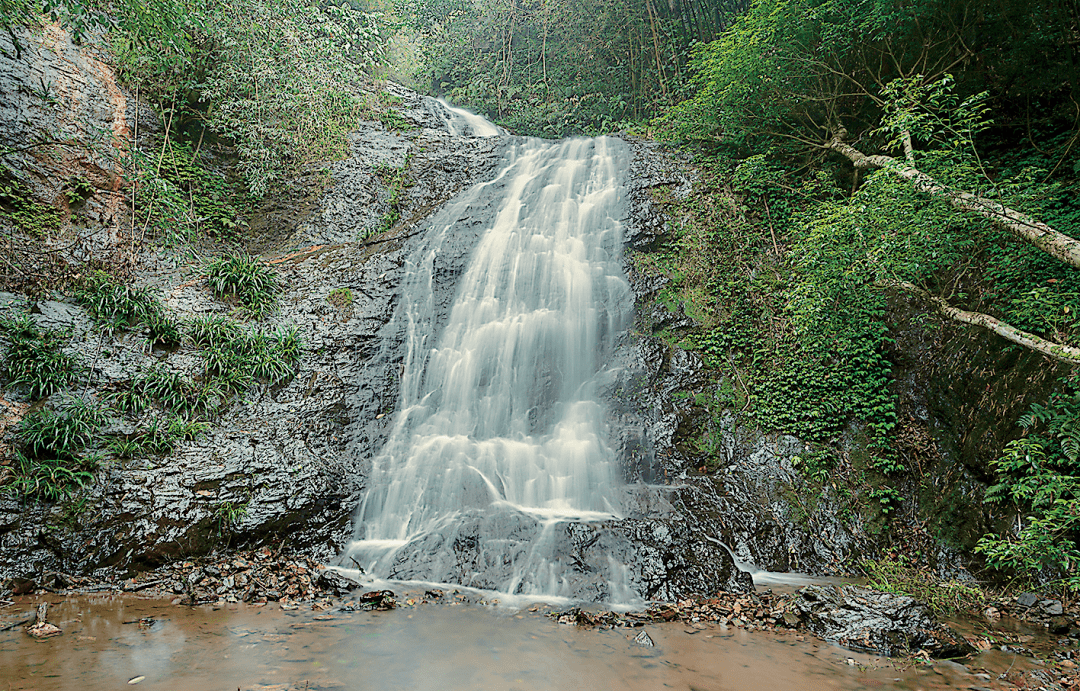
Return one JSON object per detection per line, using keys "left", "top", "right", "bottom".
{"left": 0, "top": 594, "right": 1051, "bottom": 691}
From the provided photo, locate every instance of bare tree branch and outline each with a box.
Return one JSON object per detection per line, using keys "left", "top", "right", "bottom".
{"left": 826, "top": 130, "right": 1080, "bottom": 269}
{"left": 880, "top": 279, "right": 1080, "bottom": 364}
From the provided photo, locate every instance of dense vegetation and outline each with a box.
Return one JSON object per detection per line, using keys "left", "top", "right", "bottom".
{"left": 395, "top": 0, "right": 750, "bottom": 135}
{"left": 662, "top": 0, "right": 1080, "bottom": 593}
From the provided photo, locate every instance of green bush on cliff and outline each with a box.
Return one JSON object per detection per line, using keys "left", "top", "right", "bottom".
{"left": 188, "top": 314, "right": 302, "bottom": 389}
{"left": 74, "top": 271, "right": 183, "bottom": 346}
{"left": 0, "top": 313, "right": 81, "bottom": 400}
{"left": 102, "top": 0, "right": 387, "bottom": 196}
{"left": 206, "top": 254, "right": 279, "bottom": 319}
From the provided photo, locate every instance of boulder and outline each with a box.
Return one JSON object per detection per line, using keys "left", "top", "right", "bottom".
{"left": 791, "top": 585, "right": 974, "bottom": 658}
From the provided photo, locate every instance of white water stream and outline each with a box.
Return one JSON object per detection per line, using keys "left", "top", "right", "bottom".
{"left": 346, "top": 106, "right": 633, "bottom": 598}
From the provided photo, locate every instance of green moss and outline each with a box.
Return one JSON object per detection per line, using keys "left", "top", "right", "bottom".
{"left": 327, "top": 287, "right": 353, "bottom": 309}
{"left": 0, "top": 173, "right": 60, "bottom": 238}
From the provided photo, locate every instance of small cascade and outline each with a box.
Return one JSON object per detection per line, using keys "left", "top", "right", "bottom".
{"left": 345, "top": 112, "right": 635, "bottom": 598}
{"left": 433, "top": 98, "right": 502, "bottom": 138}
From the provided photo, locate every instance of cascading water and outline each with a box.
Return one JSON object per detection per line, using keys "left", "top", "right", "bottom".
{"left": 433, "top": 98, "right": 503, "bottom": 138}
{"left": 346, "top": 105, "right": 634, "bottom": 599}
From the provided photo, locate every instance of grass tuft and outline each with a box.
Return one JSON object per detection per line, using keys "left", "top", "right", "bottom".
{"left": 0, "top": 312, "right": 81, "bottom": 400}
{"left": 206, "top": 254, "right": 279, "bottom": 319}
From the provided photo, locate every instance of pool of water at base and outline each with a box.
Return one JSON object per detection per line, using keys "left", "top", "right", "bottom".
{"left": 0, "top": 594, "right": 1049, "bottom": 691}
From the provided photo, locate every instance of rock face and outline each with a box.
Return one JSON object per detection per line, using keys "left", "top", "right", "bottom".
{"left": 791, "top": 585, "right": 974, "bottom": 658}
{"left": 0, "top": 26, "right": 159, "bottom": 287}
{"left": 0, "top": 45, "right": 506, "bottom": 580}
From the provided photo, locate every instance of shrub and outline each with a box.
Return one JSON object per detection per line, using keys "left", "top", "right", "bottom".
{"left": 976, "top": 386, "right": 1080, "bottom": 592}
{"left": 861, "top": 557, "right": 987, "bottom": 615}
{"left": 75, "top": 271, "right": 182, "bottom": 346}
{"left": 7, "top": 398, "right": 105, "bottom": 501}
{"left": 206, "top": 254, "right": 279, "bottom": 319}
{"left": 18, "top": 399, "right": 104, "bottom": 458}
{"left": 7, "top": 454, "right": 97, "bottom": 502}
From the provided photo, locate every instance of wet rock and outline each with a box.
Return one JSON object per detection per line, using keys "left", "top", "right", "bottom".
{"left": 1017, "top": 592, "right": 1039, "bottom": 608}
{"left": 1050, "top": 616, "right": 1072, "bottom": 635}
{"left": 355, "top": 589, "right": 396, "bottom": 611}
{"left": 5, "top": 577, "right": 35, "bottom": 595}
{"left": 791, "top": 585, "right": 974, "bottom": 658}
{"left": 633, "top": 630, "right": 655, "bottom": 647}
{"left": 26, "top": 622, "right": 61, "bottom": 638}
{"left": 315, "top": 569, "right": 360, "bottom": 596}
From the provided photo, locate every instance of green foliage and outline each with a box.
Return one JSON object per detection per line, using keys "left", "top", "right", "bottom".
{"left": 411, "top": 0, "right": 739, "bottom": 135}
{"left": 107, "top": 414, "right": 208, "bottom": 459}
{"left": 133, "top": 140, "right": 249, "bottom": 243}
{"left": 651, "top": 158, "right": 900, "bottom": 474}
{"left": 6, "top": 454, "right": 97, "bottom": 502}
{"left": 62, "top": 176, "right": 95, "bottom": 205}
{"left": 73, "top": 271, "right": 180, "bottom": 344}
{"left": 6, "top": 398, "right": 105, "bottom": 501}
{"left": 188, "top": 314, "right": 302, "bottom": 388}
{"left": 0, "top": 312, "right": 81, "bottom": 399}
{"left": 976, "top": 385, "right": 1080, "bottom": 591}
{"left": 213, "top": 494, "right": 250, "bottom": 535}
{"left": 0, "top": 173, "right": 60, "bottom": 238}
{"left": 107, "top": 364, "right": 221, "bottom": 417}
{"left": 365, "top": 152, "right": 413, "bottom": 240}
{"left": 205, "top": 254, "right": 279, "bottom": 318}
{"left": 861, "top": 556, "right": 986, "bottom": 615}
{"left": 377, "top": 108, "right": 414, "bottom": 133}
{"left": 189, "top": 0, "right": 385, "bottom": 195}
{"left": 792, "top": 449, "right": 834, "bottom": 482}
{"left": 142, "top": 365, "right": 219, "bottom": 413}
{"left": 18, "top": 398, "right": 105, "bottom": 458}
{"left": 670, "top": 0, "right": 1080, "bottom": 150}
{"left": 866, "top": 485, "right": 903, "bottom": 516}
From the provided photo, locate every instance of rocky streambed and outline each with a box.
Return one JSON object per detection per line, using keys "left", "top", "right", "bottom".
{"left": 1, "top": 587, "right": 1077, "bottom": 691}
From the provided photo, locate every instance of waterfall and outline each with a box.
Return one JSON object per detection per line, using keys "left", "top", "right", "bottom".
{"left": 346, "top": 107, "right": 633, "bottom": 598}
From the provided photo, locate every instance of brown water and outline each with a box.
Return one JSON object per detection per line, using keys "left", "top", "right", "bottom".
{"left": 0, "top": 595, "right": 1045, "bottom": 691}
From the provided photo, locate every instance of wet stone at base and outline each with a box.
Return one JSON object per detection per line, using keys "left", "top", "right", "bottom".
{"left": 791, "top": 585, "right": 975, "bottom": 658}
